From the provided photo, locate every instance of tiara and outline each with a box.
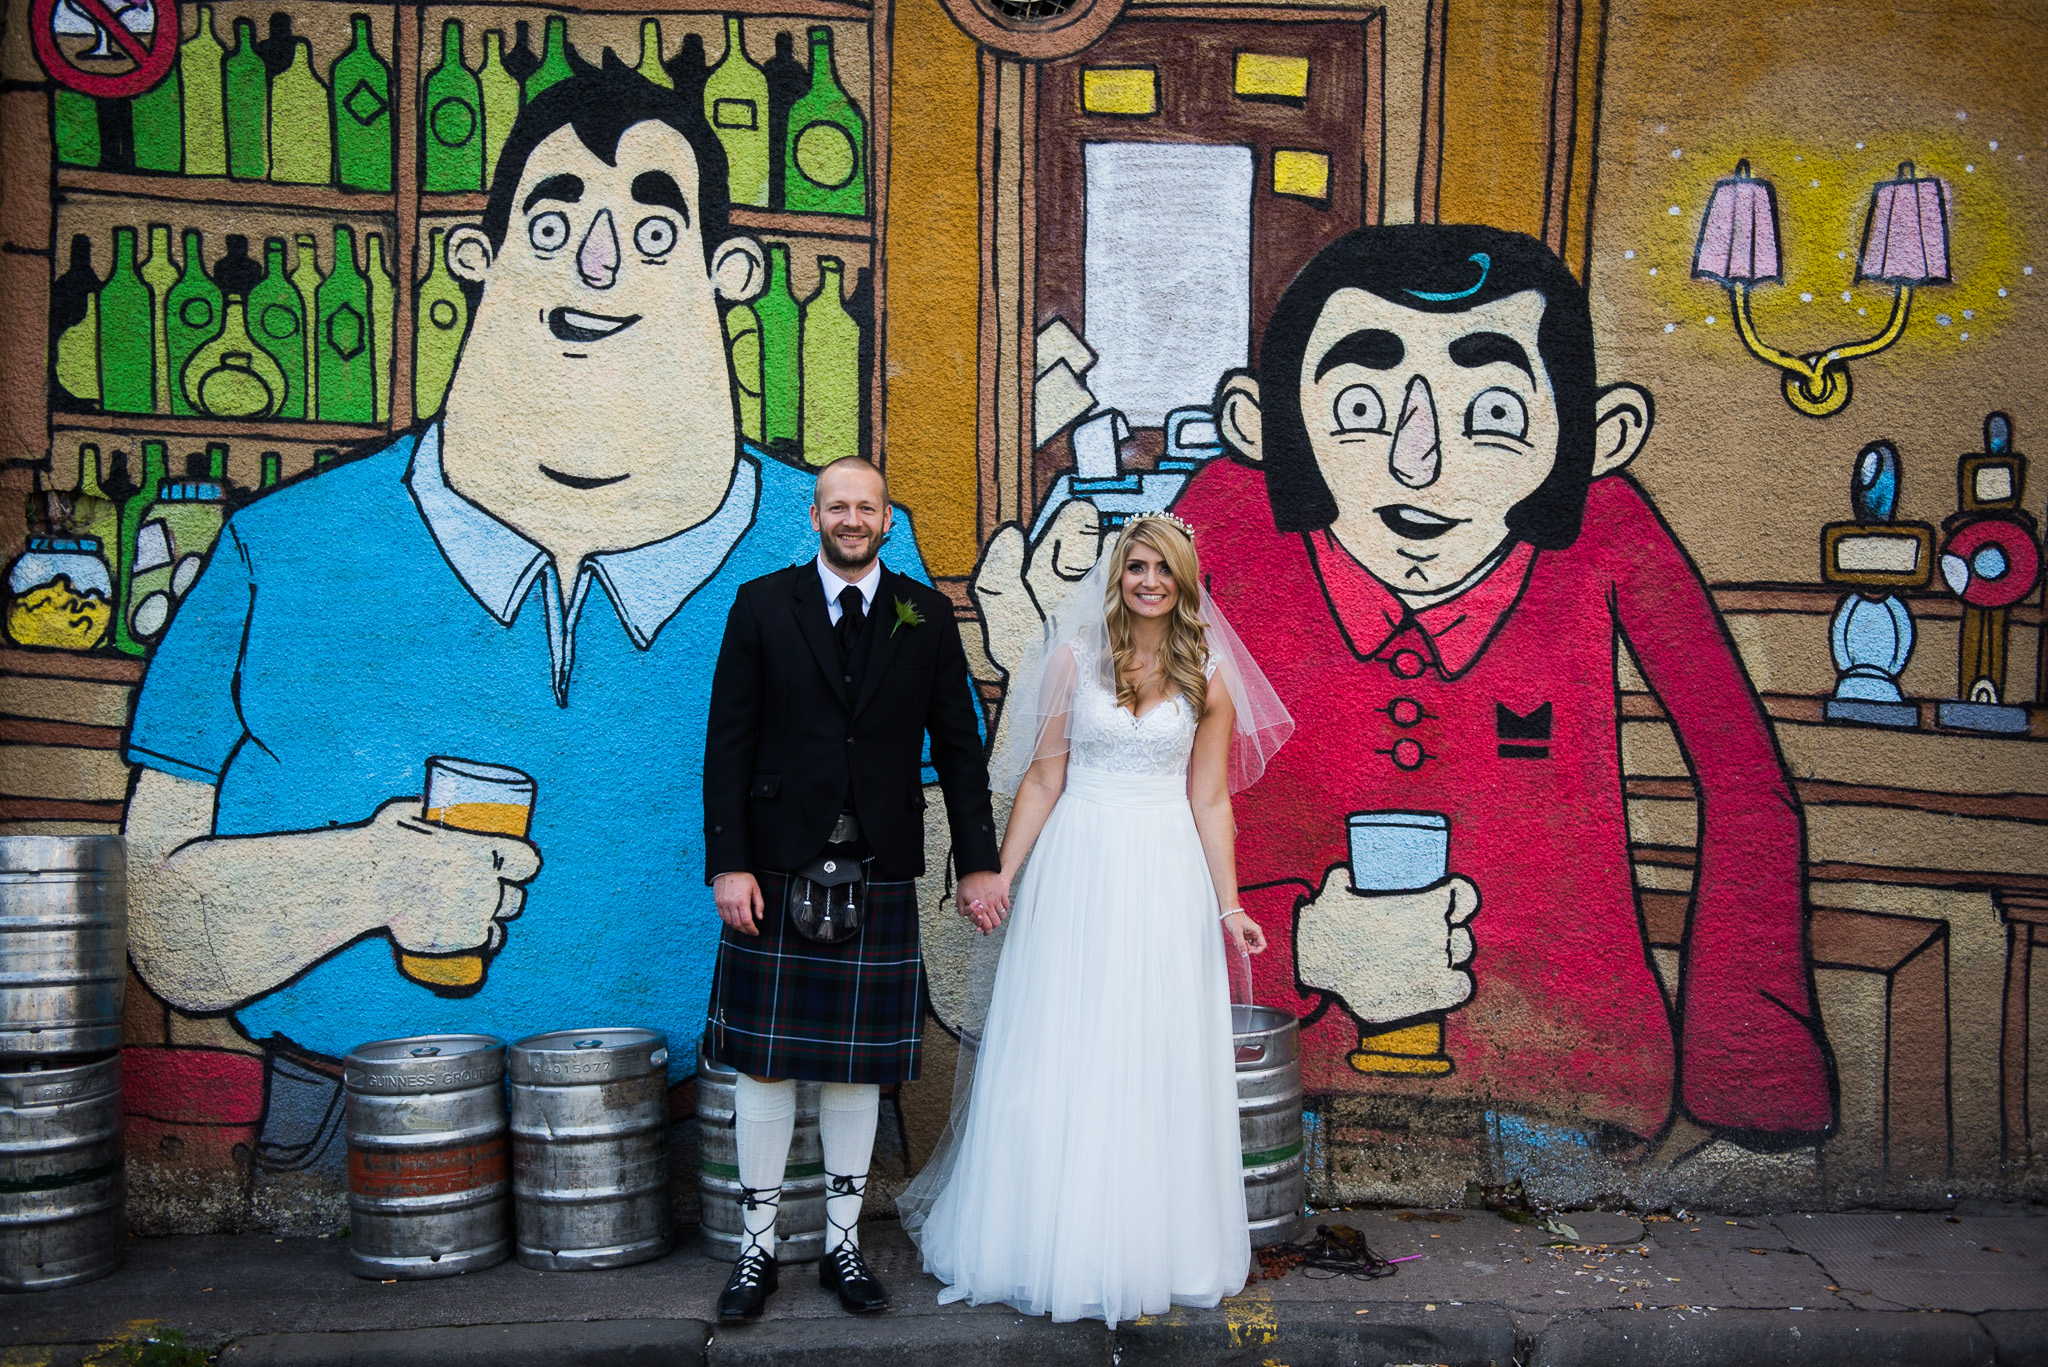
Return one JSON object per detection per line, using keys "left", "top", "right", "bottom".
{"left": 1126, "top": 510, "right": 1196, "bottom": 541}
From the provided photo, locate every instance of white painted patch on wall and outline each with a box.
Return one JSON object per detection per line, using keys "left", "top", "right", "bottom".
{"left": 1083, "top": 142, "right": 1254, "bottom": 428}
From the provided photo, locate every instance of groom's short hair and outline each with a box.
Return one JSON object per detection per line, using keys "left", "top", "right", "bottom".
{"left": 812, "top": 456, "right": 890, "bottom": 507}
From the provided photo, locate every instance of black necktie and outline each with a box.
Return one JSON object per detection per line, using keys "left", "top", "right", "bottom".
{"left": 837, "top": 585, "right": 865, "bottom": 663}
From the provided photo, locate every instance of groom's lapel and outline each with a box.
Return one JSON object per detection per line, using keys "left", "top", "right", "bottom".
{"left": 852, "top": 568, "right": 906, "bottom": 719}
{"left": 790, "top": 568, "right": 851, "bottom": 710}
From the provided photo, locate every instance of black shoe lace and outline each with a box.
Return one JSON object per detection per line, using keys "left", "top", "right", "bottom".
{"left": 731, "top": 1247, "right": 772, "bottom": 1288}
{"left": 825, "top": 1171, "right": 867, "bottom": 1251}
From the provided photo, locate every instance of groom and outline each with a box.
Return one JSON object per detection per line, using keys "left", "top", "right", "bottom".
{"left": 703, "top": 456, "right": 1005, "bottom": 1319}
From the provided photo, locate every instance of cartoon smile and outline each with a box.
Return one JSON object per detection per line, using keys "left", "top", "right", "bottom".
{"left": 1376, "top": 505, "right": 1466, "bottom": 540}
{"left": 539, "top": 464, "right": 632, "bottom": 490}
{"left": 547, "top": 307, "right": 642, "bottom": 343}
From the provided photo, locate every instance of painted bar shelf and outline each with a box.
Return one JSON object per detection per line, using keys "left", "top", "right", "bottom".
{"left": 50, "top": 414, "right": 392, "bottom": 445}
{"left": 57, "top": 169, "right": 398, "bottom": 215}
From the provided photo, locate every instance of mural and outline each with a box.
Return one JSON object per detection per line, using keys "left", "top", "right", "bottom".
{"left": 0, "top": 0, "right": 2042, "bottom": 1230}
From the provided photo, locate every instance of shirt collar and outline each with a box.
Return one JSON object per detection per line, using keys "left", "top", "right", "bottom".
{"left": 1308, "top": 530, "right": 1537, "bottom": 678}
{"left": 816, "top": 552, "right": 883, "bottom": 613}
{"left": 405, "top": 422, "right": 762, "bottom": 648}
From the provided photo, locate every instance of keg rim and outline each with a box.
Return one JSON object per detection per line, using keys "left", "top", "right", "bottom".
{"left": 0, "top": 835, "right": 126, "bottom": 875}
{"left": 508, "top": 1027, "right": 666, "bottom": 1083}
{"left": 1230, "top": 1004, "right": 1298, "bottom": 1036}
{"left": 344, "top": 1034, "right": 507, "bottom": 1089}
{"left": 0, "top": 1050, "right": 121, "bottom": 1104}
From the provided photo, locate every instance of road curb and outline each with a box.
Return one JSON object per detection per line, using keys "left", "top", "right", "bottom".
{"left": 707, "top": 1312, "right": 1111, "bottom": 1365}
{"left": 218, "top": 1318, "right": 710, "bottom": 1367}
{"left": 1529, "top": 1308, "right": 1997, "bottom": 1367}
{"left": 1115, "top": 1301, "right": 1518, "bottom": 1367}
{"left": 1981, "top": 1311, "right": 2048, "bottom": 1366}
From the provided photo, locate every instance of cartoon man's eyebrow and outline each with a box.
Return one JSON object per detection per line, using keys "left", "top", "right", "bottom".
{"left": 1312, "top": 329, "right": 1404, "bottom": 380}
{"left": 1448, "top": 331, "right": 1533, "bottom": 379}
{"left": 522, "top": 174, "right": 585, "bottom": 214}
{"left": 630, "top": 171, "right": 692, "bottom": 226}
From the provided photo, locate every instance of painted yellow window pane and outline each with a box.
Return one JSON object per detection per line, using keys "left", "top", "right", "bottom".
{"left": 1272, "top": 149, "right": 1330, "bottom": 201}
{"left": 1081, "top": 67, "right": 1158, "bottom": 116}
{"left": 1235, "top": 52, "right": 1309, "bottom": 101}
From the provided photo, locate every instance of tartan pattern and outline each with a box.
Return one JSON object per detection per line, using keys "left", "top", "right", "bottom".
{"left": 706, "top": 869, "right": 924, "bottom": 1084}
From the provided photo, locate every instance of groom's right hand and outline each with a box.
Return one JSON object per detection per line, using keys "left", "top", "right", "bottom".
{"left": 714, "top": 871, "right": 765, "bottom": 936}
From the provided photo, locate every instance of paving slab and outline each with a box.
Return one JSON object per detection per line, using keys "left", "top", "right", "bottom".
{"left": 1776, "top": 1214, "right": 2048, "bottom": 1313}
{"left": 1529, "top": 1308, "right": 1997, "bottom": 1367}
{"left": 1117, "top": 1300, "right": 1517, "bottom": 1367}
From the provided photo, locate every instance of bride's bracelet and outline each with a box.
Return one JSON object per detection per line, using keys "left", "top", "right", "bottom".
{"left": 1219, "top": 907, "right": 1245, "bottom": 921}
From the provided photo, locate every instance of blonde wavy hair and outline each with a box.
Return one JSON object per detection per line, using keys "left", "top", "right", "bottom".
{"left": 1104, "top": 516, "right": 1210, "bottom": 721}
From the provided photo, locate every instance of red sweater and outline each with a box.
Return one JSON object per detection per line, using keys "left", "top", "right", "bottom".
{"left": 1178, "top": 459, "right": 1833, "bottom": 1140}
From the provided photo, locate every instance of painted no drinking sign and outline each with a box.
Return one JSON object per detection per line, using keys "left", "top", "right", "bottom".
{"left": 33, "top": 0, "right": 178, "bottom": 99}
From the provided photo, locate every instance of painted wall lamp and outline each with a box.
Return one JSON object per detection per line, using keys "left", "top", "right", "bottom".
{"left": 1692, "top": 159, "right": 1952, "bottom": 418}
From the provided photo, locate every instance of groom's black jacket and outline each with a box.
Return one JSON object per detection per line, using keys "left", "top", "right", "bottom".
{"left": 703, "top": 560, "right": 1000, "bottom": 884}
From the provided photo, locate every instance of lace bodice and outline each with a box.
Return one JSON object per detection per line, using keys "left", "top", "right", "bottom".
{"left": 1065, "top": 641, "right": 1200, "bottom": 779}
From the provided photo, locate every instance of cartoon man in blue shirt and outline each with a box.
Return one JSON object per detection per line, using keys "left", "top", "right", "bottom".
{"left": 121, "top": 64, "right": 939, "bottom": 1186}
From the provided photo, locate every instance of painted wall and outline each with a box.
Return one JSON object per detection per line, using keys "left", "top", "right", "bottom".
{"left": 0, "top": 0, "right": 2042, "bottom": 1235}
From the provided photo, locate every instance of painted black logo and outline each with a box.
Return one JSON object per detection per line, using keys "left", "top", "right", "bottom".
{"left": 1496, "top": 702, "right": 1552, "bottom": 759}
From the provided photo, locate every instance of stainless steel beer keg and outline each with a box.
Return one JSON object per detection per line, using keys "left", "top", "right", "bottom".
{"left": 343, "top": 1034, "right": 510, "bottom": 1279}
{"left": 0, "top": 1054, "right": 123, "bottom": 1290}
{"left": 0, "top": 837, "right": 125, "bottom": 1055}
{"left": 508, "top": 1028, "right": 672, "bottom": 1270}
{"left": 1232, "top": 1005, "right": 1305, "bottom": 1248}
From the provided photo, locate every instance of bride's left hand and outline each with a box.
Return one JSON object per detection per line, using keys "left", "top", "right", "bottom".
{"left": 1223, "top": 910, "right": 1266, "bottom": 955}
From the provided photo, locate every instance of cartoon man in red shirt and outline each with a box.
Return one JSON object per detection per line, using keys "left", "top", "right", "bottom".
{"left": 1174, "top": 225, "right": 1833, "bottom": 1151}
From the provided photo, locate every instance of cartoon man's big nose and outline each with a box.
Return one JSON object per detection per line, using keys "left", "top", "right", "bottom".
{"left": 578, "top": 209, "right": 620, "bottom": 289}
{"left": 1389, "top": 375, "right": 1441, "bottom": 489}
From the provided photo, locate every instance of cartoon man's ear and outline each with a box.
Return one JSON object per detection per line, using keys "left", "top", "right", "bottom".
{"left": 1215, "top": 370, "right": 1264, "bottom": 464}
{"left": 446, "top": 227, "right": 495, "bottom": 285}
{"left": 711, "top": 236, "right": 768, "bottom": 303}
{"left": 1592, "top": 382, "right": 1654, "bottom": 477}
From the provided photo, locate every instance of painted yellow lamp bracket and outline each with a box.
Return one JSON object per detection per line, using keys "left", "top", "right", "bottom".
{"left": 1727, "top": 282, "right": 1914, "bottom": 418}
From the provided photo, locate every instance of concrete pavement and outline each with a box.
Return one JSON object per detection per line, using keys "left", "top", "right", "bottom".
{"left": 5, "top": 1206, "right": 2044, "bottom": 1365}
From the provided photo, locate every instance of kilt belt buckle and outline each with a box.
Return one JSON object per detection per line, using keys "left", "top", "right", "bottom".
{"left": 789, "top": 813, "right": 866, "bottom": 945}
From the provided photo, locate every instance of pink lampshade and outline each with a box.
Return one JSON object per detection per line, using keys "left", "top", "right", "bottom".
{"left": 1692, "top": 160, "right": 1782, "bottom": 284}
{"left": 1857, "top": 162, "right": 1952, "bottom": 285}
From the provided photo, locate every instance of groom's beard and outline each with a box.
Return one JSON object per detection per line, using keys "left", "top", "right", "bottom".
{"left": 820, "top": 527, "right": 882, "bottom": 573}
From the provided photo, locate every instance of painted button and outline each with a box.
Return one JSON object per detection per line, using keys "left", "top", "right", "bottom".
{"left": 1390, "top": 650, "right": 1427, "bottom": 679}
{"left": 1387, "top": 697, "right": 1425, "bottom": 727}
{"left": 1390, "top": 738, "right": 1426, "bottom": 771}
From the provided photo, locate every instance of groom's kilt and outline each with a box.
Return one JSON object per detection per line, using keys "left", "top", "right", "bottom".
{"left": 705, "top": 869, "right": 924, "bottom": 1084}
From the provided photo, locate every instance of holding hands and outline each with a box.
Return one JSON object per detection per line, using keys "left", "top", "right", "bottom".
{"left": 957, "top": 869, "right": 1012, "bottom": 935}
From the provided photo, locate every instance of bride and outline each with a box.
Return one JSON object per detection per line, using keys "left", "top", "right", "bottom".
{"left": 901, "top": 513, "right": 1293, "bottom": 1326}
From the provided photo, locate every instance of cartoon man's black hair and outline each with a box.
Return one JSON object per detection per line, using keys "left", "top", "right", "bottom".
{"left": 1248, "top": 225, "right": 1601, "bottom": 550}
{"left": 479, "top": 55, "right": 732, "bottom": 270}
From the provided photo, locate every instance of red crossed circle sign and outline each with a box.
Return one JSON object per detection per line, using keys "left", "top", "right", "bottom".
{"left": 32, "top": 0, "right": 178, "bottom": 99}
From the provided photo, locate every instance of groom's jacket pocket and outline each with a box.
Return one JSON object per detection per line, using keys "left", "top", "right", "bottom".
{"left": 750, "top": 773, "right": 781, "bottom": 799}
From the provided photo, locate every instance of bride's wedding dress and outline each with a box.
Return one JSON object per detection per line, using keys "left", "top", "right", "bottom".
{"left": 906, "top": 636, "right": 1250, "bottom": 1325}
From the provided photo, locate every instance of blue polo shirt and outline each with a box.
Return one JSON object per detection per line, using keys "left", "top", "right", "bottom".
{"left": 127, "top": 428, "right": 936, "bottom": 1076}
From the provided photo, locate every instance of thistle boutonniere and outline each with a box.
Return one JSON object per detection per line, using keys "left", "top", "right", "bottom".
{"left": 891, "top": 596, "right": 925, "bottom": 637}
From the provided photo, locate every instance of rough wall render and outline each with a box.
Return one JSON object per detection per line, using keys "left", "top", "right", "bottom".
{"left": 0, "top": 0, "right": 2042, "bottom": 1236}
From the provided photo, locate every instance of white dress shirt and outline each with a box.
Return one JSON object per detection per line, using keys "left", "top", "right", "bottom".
{"left": 817, "top": 553, "right": 883, "bottom": 626}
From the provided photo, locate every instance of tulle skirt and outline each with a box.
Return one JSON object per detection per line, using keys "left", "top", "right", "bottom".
{"left": 905, "top": 765, "right": 1251, "bottom": 1325}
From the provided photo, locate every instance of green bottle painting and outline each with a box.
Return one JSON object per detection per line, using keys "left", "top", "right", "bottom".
{"left": 525, "top": 15, "right": 574, "bottom": 102}
{"left": 248, "top": 238, "right": 306, "bottom": 418}
{"left": 478, "top": 31, "right": 520, "bottom": 188}
{"left": 54, "top": 91, "right": 98, "bottom": 167}
{"left": 289, "top": 233, "right": 321, "bottom": 416}
{"left": 269, "top": 39, "right": 332, "bottom": 185}
{"left": 413, "top": 227, "right": 468, "bottom": 418}
{"left": 725, "top": 301, "right": 764, "bottom": 444}
{"left": 800, "top": 257, "right": 858, "bottom": 464}
{"left": 98, "top": 228, "right": 153, "bottom": 415}
{"left": 316, "top": 226, "right": 373, "bottom": 422}
{"left": 260, "top": 451, "right": 282, "bottom": 490}
{"left": 114, "top": 440, "right": 168, "bottom": 655}
{"left": 224, "top": 17, "right": 269, "bottom": 180}
{"left": 784, "top": 28, "right": 866, "bottom": 216}
{"left": 53, "top": 236, "right": 101, "bottom": 408}
{"left": 756, "top": 243, "right": 801, "bottom": 450}
{"left": 366, "top": 232, "right": 394, "bottom": 424}
{"left": 164, "top": 230, "right": 222, "bottom": 417}
{"left": 137, "top": 225, "right": 178, "bottom": 414}
{"left": 635, "top": 19, "right": 671, "bottom": 88}
{"left": 332, "top": 14, "right": 392, "bottom": 192}
{"left": 76, "top": 446, "right": 120, "bottom": 554}
{"left": 181, "top": 5, "right": 227, "bottom": 176}
{"left": 131, "top": 60, "right": 183, "bottom": 172}
{"left": 704, "top": 17, "right": 769, "bottom": 207}
{"left": 186, "top": 300, "right": 287, "bottom": 418}
{"left": 424, "top": 20, "right": 482, "bottom": 192}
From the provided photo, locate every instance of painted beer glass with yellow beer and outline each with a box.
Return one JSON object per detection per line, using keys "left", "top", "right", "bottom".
{"left": 398, "top": 756, "right": 537, "bottom": 992}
